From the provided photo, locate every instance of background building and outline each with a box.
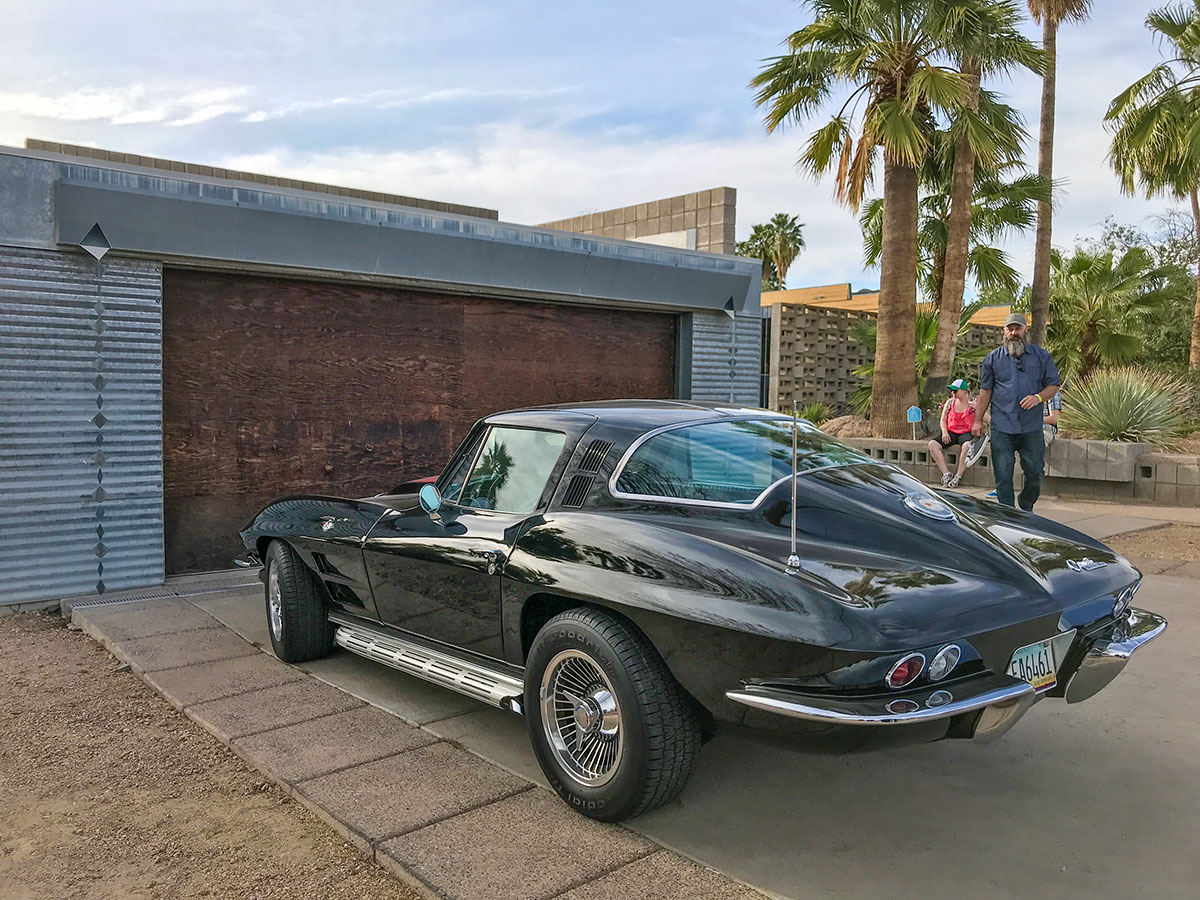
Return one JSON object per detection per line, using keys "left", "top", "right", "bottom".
{"left": 0, "top": 141, "right": 762, "bottom": 607}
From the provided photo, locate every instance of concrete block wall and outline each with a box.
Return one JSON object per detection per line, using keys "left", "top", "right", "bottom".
{"left": 538, "top": 187, "right": 737, "bottom": 255}
{"left": 767, "top": 303, "right": 1002, "bottom": 414}
{"left": 1137, "top": 453, "right": 1200, "bottom": 506}
{"left": 841, "top": 437, "right": 1200, "bottom": 506}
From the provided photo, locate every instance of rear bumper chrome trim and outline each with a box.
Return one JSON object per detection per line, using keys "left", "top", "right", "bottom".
{"left": 726, "top": 673, "right": 1036, "bottom": 741}
{"left": 1064, "top": 607, "right": 1167, "bottom": 704}
{"left": 329, "top": 615, "right": 524, "bottom": 711}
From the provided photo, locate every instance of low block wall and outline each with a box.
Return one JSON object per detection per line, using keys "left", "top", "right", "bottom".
{"left": 841, "top": 437, "right": 1200, "bottom": 506}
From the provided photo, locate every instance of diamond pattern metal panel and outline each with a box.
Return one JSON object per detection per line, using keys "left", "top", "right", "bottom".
{"left": 0, "top": 246, "right": 163, "bottom": 605}
{"left": 689, "top": 310, "right": 762, "bottom": 405}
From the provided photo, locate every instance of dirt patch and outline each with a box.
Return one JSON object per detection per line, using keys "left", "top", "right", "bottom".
{"left": 821, "top": 415, "right": 871, "bottom": 438}
{"left": 0, "top": 612, "right": 418, "bottom": 900}
{"left": 1104, "top": 524, "right": 1200, "bottom": 576}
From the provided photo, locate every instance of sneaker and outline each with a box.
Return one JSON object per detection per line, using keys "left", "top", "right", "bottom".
{"left": 940, "top": 472, "right": 953, "bottom": 486}
{"left": 986, "top": 490, "right": 997, "bottom": 499}
{"left": 963, "top": 433, "right": 989, "bottom": 468}
{"left": 948, "top": 474, "right": 961, "bottom": 488}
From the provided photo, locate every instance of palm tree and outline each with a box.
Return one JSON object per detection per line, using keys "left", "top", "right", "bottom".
{"left": 1106, "top": 1, "right": 1200, "bottom": 369}
{"left": 751, "top": 0, "right": 1023, "bottom": 438}
{"left": 859, "top": 160, "right": 1051, "bottom": 319}
{"left": 932, "top": 5, "right": 1041, "bottom": 392}
{"left": 1027, "top": 0, "right": 1093, "bottom": 347}
{"left": 737, "top": 214, "right": 806, "bottom": 290}
{"left": 1047, "top": 246, "right": 1175, "bottom": 382}
{"left": 736, "top": 224, "right": 782, "bottom": 290}
{"left": 763, "top": 213, "right": 807, "bottom": 288}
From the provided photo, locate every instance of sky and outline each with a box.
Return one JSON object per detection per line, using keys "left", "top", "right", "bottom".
{"left": 0, "top": 0, "right": 1181, "bottom": 292}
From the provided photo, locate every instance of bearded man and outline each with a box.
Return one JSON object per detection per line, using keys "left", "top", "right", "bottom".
{"left": 972, "top": 313, "right": 1061, "bottom": 511}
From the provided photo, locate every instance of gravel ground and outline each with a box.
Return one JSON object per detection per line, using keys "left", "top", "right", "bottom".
{"left": 1105, "top": 524, "right": 1200, "bottom": 574}
{"left": 0, "top": 612, "right": 419, "bottom": 900}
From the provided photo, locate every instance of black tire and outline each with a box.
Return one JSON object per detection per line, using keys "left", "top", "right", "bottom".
{"left": 524, "top": 607, "right": 700, "bottom": 822}
{"left": 264, "top": 540, "right": 335, "bottom": 663}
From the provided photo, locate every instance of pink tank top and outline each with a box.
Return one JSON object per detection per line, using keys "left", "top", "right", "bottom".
{"left": 945, "top": 400, "right": 975, "bottom": 434}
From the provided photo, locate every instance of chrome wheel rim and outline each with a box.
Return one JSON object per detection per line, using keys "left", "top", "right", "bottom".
{"left": 267, "top": 561, "right": 283, "bottom": 642}
{"left": 540, "top": 649, "right": 623, "bottom": 787}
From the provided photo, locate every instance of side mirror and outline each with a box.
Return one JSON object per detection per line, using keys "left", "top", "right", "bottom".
{"left": 419, "top": 483, "right": 443, "bottom": 522}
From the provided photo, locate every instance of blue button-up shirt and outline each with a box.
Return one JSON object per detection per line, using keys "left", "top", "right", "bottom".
{"left": 980, "top": 344, "right": 1061, "bottom": 434}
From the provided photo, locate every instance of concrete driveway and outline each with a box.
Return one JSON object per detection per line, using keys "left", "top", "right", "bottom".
{"left": 162, "top": 500, "right": 1200, "bottom": 900}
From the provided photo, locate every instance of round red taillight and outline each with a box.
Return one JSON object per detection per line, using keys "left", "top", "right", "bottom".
{"left": 886, "top": 653, "right": 926, "bottom": 689}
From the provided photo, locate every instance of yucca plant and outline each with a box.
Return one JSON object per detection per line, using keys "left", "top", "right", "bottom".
{"left": 1060, "top": 367, "right": 1191, "bottom": 444}
{"left": 800, "top": 402, "right": 832, "bottom": 427}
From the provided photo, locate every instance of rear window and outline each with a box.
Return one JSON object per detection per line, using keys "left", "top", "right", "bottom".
{"left": 613, "top": 418, "right": 871, "bottom": 505}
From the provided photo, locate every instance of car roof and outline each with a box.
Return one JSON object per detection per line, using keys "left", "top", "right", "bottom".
{"left": 484, "top": 400, "right": 789, "bottom": 430}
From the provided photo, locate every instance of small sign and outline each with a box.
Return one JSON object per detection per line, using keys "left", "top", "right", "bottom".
{"left": 906, "top": 406, "right": 922, "bottom": 423}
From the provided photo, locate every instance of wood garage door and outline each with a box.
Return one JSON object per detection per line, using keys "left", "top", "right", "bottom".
{"left": 162, "top": 269, "right": 676, "bottom": 573}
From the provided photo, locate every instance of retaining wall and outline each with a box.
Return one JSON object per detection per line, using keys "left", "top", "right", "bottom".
{"left": 841, "top": 437, "right": 1200, "bottom": 506}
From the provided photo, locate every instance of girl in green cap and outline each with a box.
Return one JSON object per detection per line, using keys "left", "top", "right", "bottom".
{"left": 929, "top": 378, "right": 976, "bottom": 487}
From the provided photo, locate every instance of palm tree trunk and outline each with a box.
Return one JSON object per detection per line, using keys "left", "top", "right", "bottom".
{"left": 1190, "top": 188, "right": 1200, "bottom": 369}
{"left": 931, "top": 246, "right": 947, "bottom": 312}
{"left": 872, "top": 157, "right": 919, "bottom": 438}
{"left": 929, "top": 61, "right": 980, "bottom": 396}
{"left": 1030, "top": 17, "right": 1057, "bottom": 347}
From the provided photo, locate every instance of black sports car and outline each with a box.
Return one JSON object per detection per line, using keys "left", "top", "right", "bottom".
{"left": 239, "top": 401, "right": 1166, "bottom": 821}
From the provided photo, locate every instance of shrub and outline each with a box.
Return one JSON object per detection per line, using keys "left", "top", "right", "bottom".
{"left": 1059, "top": 367, "right": 1192, "bottom": 445}
{"left": 800, "top": 402, "right": 832, "bottom": 426}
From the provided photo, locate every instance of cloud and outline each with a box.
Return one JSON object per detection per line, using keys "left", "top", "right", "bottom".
{"left": 218, "top": 122, "right": 870, "bottom": 287}
{"left": 238, "top": 85, "right": 576, "bottom": 124}
{"left": 0, "top": 82, "right": 251, "bottom": 127}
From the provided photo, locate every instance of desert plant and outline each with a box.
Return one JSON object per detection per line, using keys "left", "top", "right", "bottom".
{"left": 800, "top": 402, "right": 832, "bottom": 426}
{"left": 1059, "top": 367, "right": 1191, "bottom": 444}
{"left": 1047, "top": 246, "right": 1175, "bottom": 382}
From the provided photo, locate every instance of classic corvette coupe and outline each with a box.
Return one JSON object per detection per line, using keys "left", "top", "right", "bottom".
{"left": 239, "top": 401, "right": 1166, "bottom": 821}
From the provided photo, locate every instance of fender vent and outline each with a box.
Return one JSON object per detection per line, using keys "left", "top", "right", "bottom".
{"left": 578, "top": 440, "right": 614, "bottom": 473}
{"left": 561, "top": 473, "right": 594, "bottom": 508}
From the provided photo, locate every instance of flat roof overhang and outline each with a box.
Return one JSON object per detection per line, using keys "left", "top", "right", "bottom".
{"left": 52, "top": 163, "right": 761, "bottom": 315}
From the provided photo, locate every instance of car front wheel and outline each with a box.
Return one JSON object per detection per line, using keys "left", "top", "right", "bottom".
{"left": 524, "top": 607, "right": 700, "bottom": 821}
{"left": 264, "top": 540, "right": 335, "bottom": 663}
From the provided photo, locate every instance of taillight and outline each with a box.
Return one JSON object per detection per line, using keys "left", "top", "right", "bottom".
{"left": 928, "top": 644, "right": 961, "bottom": 681}
{"left": 886, "top": 653, "right": 926, "bottom": 689}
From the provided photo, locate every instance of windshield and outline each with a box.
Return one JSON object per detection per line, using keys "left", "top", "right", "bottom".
{"left": 613, "top": 418, "right": 873, "bottom": 505}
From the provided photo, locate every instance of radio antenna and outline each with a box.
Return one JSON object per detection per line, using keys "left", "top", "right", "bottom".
{"left": 787, "top": 401, "right": 801, "bottom": 571}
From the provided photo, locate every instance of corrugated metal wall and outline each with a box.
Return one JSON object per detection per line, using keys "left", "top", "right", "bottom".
{"left": 689, "top": 310, "right": 763, "bottom": 404}
{"left": 0, "top": 246, "right": 163, "bottom": 606}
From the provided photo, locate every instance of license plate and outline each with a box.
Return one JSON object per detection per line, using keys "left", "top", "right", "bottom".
{"left": 1008, "top": 638, "right": 1058, "bottom": 691}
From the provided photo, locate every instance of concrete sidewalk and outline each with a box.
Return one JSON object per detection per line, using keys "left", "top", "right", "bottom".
{"left": 67, "top": 571, "right": 767, "bottom": 900}
{"left": 62, "top": 496, "right": 1194, "bottom": 900}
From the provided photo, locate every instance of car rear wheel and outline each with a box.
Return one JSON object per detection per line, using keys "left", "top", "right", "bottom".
{"left": 524, "top": 607, "right": 700, "bottom": 821}
{"left": 264, "top": 540, "right": 335, "bottom": 663}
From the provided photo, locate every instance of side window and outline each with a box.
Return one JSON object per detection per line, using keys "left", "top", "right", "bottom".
{"left": 439, "top": 430, "right": 487, "bottom": 503}
{"left": 458, "top": 427, "right": 566, "bottom": 513}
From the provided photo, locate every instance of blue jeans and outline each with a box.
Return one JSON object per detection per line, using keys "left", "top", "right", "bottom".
{"left": 990, "top": 429, "right": 1045, "bottom": 510}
